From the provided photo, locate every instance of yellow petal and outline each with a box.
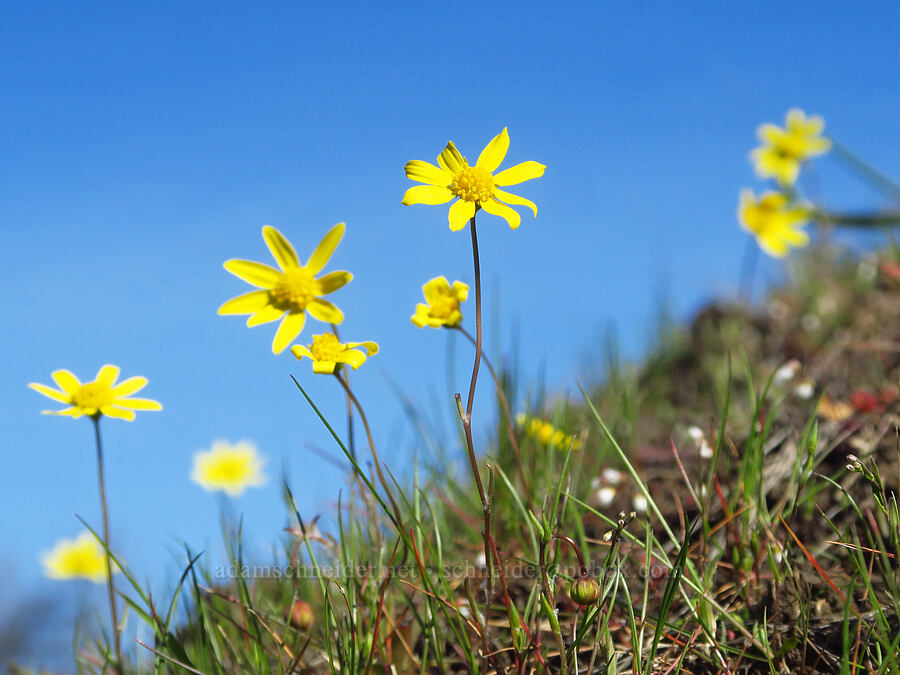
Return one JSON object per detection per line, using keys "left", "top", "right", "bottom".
{"left": 44, "top": 407, "right": 84, "bottom": 418}
{"left": 218, "top": 290, "right": 271, "bottom": 315}
{"left": 448, "top": 200, "right": 476, "bottom": 231}
{"left": 480, "top": 198, "right": 521, "bottom": 229}
{"left": 336, "top": 349, "right": 367, "bottom": 370}
{"left": 345, "top": 340, "right": 379, "bottom": 356}
{"left": 307, "top": 298, "right": 344, "bottom": 324}
{"left": 262, "top": 225, "right": 300, "bottom": 270}
{"left": 29, "top": 382, "right": 71, "bottom": 403}
{"left": 291, "top": 344, "right": 314, "bottom": 361}
{"left": 272, "top": 312, "right": 306, "bottom": 354}
{"left": 402, "top": 185, "right": 454, "bottom": 206}
{"left": 438, "top": 141, "right": 466, "bottom": 173}
{"left": 312, "top": 360, "right": 337, "bottom": 374}
{"left": 494, "top": 161, "right": 546, "bottom": 186}
{"left": 114, "top": 397, "right": 162, "bottom": 411}
{"left": 476, "top": 128, "right": 509, "bottom": 173}
{"left": 451, "top": 281, "right": 469, "bottom": 302}
{"left": 95, "top": 365, "right": 120, "bottom": 388}
{"left": 246, "top": 305, "right": 285, "bottom": 327}
{"left": 306, "top": 223, "right": 345, "bottom": 274}
{"left": 317, "top": 270, "right": 353, "bottom": 294}
{"left": 111, "top": 376, "right": 148, "bottom": 397}
{"left": 404, "top": 160, "right": 452, "bottom": 186}
{"left": 51, "top": 370, "right": 81, "bottom": 395}
{"left": 423, "top": 276, "right": 451, "bottom": 304}
{"left": 99, "top": 405, "right": 136, "bottom": 421}
{"left": 493, "top": 188, "right": 537, "bottom": 217}
{"left": 411, "top": 305, "right": 433, "bottom": 328}
{"left": 223, "top": 260, "right": 281, "bottom": 288}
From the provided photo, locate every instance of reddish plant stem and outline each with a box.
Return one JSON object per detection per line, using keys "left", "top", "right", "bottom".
{"left": 456, "top": 326, "right": 532, "bottom": 505}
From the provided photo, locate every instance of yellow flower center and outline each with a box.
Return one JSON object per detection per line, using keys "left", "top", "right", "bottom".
{"left": 430, "top": 294, "right": 459, "bottom": 320}
{"left": 310, "top": 333, "right": 343, "bottom": 362}
{"left": 450, "top": 166, "right": 495, "bottom": 203}
{"left": 72, "top": 382, "right": 114, "bottom": 411}
{"left": 270, "top": 267, "right": 320, "bottom": 311}
{"left": 209, "top": 456, "right": 250, "bottom": 483}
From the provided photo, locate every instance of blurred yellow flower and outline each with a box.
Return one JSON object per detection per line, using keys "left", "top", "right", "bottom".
{"left": 291, "top": 333, "right": 379, "bottom": 374}
{"left": 191, "top": 440, "right": 266, "bottom": 497}
{"left": 739, "top": 189, "right": 811, "bottom": 258}
{"left": 29, "top": 365, "right": 162, "bottom": 421}
{"left": 750, "top": 109, "right": 831, "bottom": 186}
{"left": 42, "top": 533, "right": 115, "bottom": 583}
{"left": 411, "top": 276, "right": 468, "bottom": 328}
{"left": 219, "top": 224, "right": 352, "bottom": 354}
{"left": 402, "top": 127, "right": 545, "bottom": 231}
{"left": 516, "top": 413, "right": 582, "bottom": 450}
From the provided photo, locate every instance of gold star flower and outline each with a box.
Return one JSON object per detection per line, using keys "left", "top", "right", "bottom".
{"left": 291, "top": 333, "right": 379, "bottom": 374}
{"left": 42, "top": 533, "right": 117, "bottom": 583}
{"left": 750, "top": 109, "right": 831, "bottom": 187}
{"left": 738, "top": 189, "right": 811, "bottom": 258}
{"left": 219, "top": 224, "right": 352, "bottom": 354}
{"left": 191, "top": 440, "right": 266, "bottom": 497}
{"left": 29, "top": 365, "right": 162, "bottom": 421}
{"left": 411, "top": 276, "right": 468, "bottom": 328}
{"left": 402, "top": 128, "right": 545, "bottom": 231}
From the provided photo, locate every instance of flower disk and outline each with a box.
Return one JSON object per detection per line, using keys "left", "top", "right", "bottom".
{"left": 750, "top": 109, "right": 831, "bottom": 187}
{"left": 411, "top": 276, "right": 469, "bottom": 328}
{"left": 28, "top": 364, "right": 162, "bottom": 421}
{"left": 291, "top": 333, "right": 379, "bottom": 374}
{"left": 219, "top": 224, "right": 353, "bottom": 354}
{"left": 402, "top": 128, "right": 545, "bottom": 231}
{"left": 191, "top": 440, "right": 266, "bottom": 497}
{"left": 738, "top": 189, "right": 811, "bottom": 258}
{"left": 42, "top": 533, "right": 115, "bottom": 583}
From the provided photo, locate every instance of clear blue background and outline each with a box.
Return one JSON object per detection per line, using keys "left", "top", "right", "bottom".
{"left": 2, "top": 1, "right": 899, "bottom": 663}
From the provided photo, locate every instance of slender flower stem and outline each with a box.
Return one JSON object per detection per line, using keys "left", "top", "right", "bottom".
{"left": 456, "top": 326, "right": 532, "bottom": 505}
{"left": 92, "top": 416, "right": 122, "bottom": 673}
{"left": 456, "top": 213, "right": 495, "bottom": 670}
{"left": 333, "top": 372, "right": 402, "bottom": 521}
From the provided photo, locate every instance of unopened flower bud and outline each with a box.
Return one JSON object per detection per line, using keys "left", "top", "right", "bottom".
{"left": 288, "top": 599, "right": 314, "bottom": 630}
{"left": 569, "top": 576, "right": 601, "bottom": 606}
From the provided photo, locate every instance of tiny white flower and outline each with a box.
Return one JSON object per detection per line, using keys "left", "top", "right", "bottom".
{"left": 699, "top": 439, "right": 713, "bottom": 459}
{"left": 794, "top": 380, "right": 815, "bottom": 399}
{"left": 596, "top": 486, "right": 617, "bottom": 506}
{"left": 774, "top": 360, "right": 799, "bottom": 384}
{"left": 475, "top": 552, "right": 486, "bottom": 568}
{"left": 687, "top": 426, "right": 704, "bottom": 442}
{"left": 632, "top": 494, "right": 648, "bottom": 513}
{"left": 602, "top": 468, "right": 624, "bottom": 485}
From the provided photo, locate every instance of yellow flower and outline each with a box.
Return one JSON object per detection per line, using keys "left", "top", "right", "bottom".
{"left": 29, "top": 365, "right": 162, "bottom": 421}
{"left": 42, "top": 532, "right": 116, "bottom": 583}
{"left": 516, "top": 413, "right": 582, "bottom": 450}
{"left": 291, "top": 333, "right": 379, "bottom": 374}
{"left": 411, "top": 276, "right": 468, "bottom": 328}
{"left": 191, "top": 440, "right": 266, "bottom": 497}
{"left": 219, "top": 224, "right": 353, "bottom": 354}
{"left": 402, "top": 127, "right": 545, "bottom": 231}
{"left": 738, "top": 189, "right": 811, "bottom": 258}
{"left": 750, "top": 109, "right": 831, "bottom": 186}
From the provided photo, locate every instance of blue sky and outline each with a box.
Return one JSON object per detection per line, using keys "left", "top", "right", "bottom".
{"left": 2, "top": 1, "right": 899, "bottom": 662}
